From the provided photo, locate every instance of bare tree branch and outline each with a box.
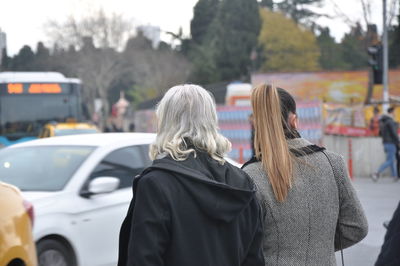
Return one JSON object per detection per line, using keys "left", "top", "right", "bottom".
{"left": 328, "top": 0, "right": 357, "bottom": 27}
{"left": 360, "top": 0, "right": 372, "bottom": 27}
{"left": 45, "top": 8, "right": 134, "bottom": 51}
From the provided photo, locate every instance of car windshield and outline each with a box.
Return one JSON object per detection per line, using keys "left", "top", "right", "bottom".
{"left": 54, "top": 129, "right": 98, "bottom": 136}
{"left": 0, "top": 146, "right": 94, "bottom": 191}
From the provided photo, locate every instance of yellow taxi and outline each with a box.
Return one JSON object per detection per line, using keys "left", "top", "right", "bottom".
{"left": 0, "top": 182, "right": 37, "bottom": 266}
{"left": 39, "top": 121, "right": 100, "bottom": 138}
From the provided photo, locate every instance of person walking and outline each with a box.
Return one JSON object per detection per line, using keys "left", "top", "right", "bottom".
{"left": 242, "top": 84, "right": 368, "bottom": 266}
{"left": 369, "top": 106, "right": 381, "bottom": 137}
{"left": 118, "top": 84, "right": 264, "bottom": 266}
{"left": 372, "top": 107, "right": 399, "bottom": 181}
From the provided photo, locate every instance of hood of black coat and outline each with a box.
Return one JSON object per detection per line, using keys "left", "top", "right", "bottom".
{"left": 147, "top": 151, "right": 256, "bottom": 223}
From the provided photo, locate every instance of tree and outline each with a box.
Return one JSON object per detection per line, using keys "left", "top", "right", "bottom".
{"left": 317, "top": 27, "right": 348, "bottom": 70}
{"left": 258, "top": 8, "right": 320, "bottom": 72}
{"left": 276, "top": 0, "right": 324, "bottom": 26}
{"left": 389, "top": 3, "right": 400, "bottom": 68}
{"left": 190, "top": 0, "right": 219, "bottom": 44}
{"left": 340, "top": 23, "right": 368, "bottom": 70}
{"left": 122, "top": 31, "right": 191, "bottom": 105}
{"left": 46, "top": 9, "right": 133, "bottom": 51}
{"left": 188, "top": 44, "right": 218, "bottom": 84}
{"left": 45, "top": 11, "right": 134, "bottom": 125}
{"left": 0, "top": 48, "right": 9, "bottom": 71}
{"left": 212, "top": 0, "right": 261, "bottom": 81}
{"left": 72, "top": 37, "right": 124, "bottom": 119}
{"left": 33, "top": 42, "right": 51, "bottom": 70}
{"left": 185, "top": 0, "right": 219, "bottom": 83}
{"left": 10, "top": 45, "right": 35, "bottom": 70}
{"left": 259, "top": 0, "right": 274, "bottom": 9}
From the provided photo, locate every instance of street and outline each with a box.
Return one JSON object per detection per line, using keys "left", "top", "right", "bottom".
{"left": 335, "top": 176, "right": 400, "bottom": 266}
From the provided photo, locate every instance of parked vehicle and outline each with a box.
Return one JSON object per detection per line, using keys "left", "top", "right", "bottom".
{"left": 0, "top": 133, "right": 155, "bottom": 266}
{"left": 0, "top": 182, "right": 37, "bottom": 266}
{"left": 38, "top": 121, "right": 100, "bottom": 138}
{"left": 0, "top": 132, "right": 241, "bottom": 266}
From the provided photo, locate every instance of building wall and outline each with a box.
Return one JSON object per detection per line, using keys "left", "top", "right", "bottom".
{"left": 252, "top": 70, "right": 400, "bottom": 104}
{"left": 322, "top": 135, "right": 387, "bottom": 178}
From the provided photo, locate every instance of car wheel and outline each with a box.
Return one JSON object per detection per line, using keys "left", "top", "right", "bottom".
{"left": 37, "top": 239, "right": 75, "bottom": 266}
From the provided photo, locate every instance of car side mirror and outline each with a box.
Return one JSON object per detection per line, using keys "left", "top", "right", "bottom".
{"left": 81, "top": 177, "right": 120, "bottom": 198}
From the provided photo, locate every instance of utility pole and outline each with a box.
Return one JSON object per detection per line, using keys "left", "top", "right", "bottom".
{"left": 383, "top": 0, "right": 389, "bottom": 112}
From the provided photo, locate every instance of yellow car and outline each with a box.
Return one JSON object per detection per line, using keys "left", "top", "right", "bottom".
{"left": 39, "top": 122, "right": 100, "bottom": 138}
{"left": 0, "top": 182, "right": 37, "bottom": 266}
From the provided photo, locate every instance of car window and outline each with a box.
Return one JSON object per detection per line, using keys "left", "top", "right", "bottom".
{"left": 54, "top": 129, "right": 98, "bottom": 136}
{"left": 89, "top": 145, "right": 151, "bottom": 189}
{"left": 0, "top": 146, "right": 94, "bottom": 191}
{"left": 39, "top": 128, "right": 50, "bottom": 138}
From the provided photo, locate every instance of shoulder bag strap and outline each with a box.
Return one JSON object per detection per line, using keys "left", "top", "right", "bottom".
{"left": 322, "top": 151, "right": 345, "bottom": 266}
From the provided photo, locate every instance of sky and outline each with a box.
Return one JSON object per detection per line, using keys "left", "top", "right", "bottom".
{"left": 0, "top": 0, "right": 395, "bottom": 56}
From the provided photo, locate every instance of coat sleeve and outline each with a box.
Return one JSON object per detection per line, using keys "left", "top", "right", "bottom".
{"left": 126, "top": 174, "right": 170, "bottom": 266}
{"left": 241, "top": 199, "right": 265, "bottom": 266}
{"left": 388, "top": 121, "right": 400, "bottom": 144}
{"left": 332, "top": 155, "right": 368, "bottom": 250}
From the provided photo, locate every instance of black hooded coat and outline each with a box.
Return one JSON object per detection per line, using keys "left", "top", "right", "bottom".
{"left": 118, "top": 151, "right": 264, "bottom": 266}
{"left": 379, "top": 115, "right": 399, "bottom": 145}
{"left": 375, "top": 201, "right": 400, "bottom": 266}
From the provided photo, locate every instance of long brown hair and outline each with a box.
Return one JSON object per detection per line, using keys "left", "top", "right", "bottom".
{"left": 251, "top": 84, "right": 297, "bottom": 202}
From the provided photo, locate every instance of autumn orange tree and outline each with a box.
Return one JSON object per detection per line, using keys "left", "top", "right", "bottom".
{"left": 258, "top": 8, "right": 320, "bottom": 72}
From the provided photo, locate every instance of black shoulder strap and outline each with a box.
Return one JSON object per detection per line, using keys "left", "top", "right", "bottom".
{"left": 242, "top": 144, "right": 326, "bottom": 169}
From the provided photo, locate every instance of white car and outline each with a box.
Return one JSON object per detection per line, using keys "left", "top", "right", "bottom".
{"left": 0, "top": 133, "right": 155, "bottom": 266}
{"left": 0, "top": 132, "right": 241, "bottom": 266}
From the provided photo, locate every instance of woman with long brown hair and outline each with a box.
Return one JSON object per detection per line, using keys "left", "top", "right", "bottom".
{"left": 242, "top": 84, "right": 368, "bottom": 265}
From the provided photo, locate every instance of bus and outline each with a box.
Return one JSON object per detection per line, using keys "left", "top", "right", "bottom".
{"left": 0, "top": 72, "right": 83, "bottom": 146}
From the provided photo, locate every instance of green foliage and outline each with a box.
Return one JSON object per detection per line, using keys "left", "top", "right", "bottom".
{"left": 389, "top": 6, "right": 400, "bottom": 68}
{"left": 211, "top": 0, "right": 261, "bottom": 81}
{"left": 187, "top": 0, "right": 260, "bottom": 83}
{"left": 190, "top": 0, "right": 219, "bottom": 44}
{"left": 10, "top": 45, "right": 35, "bottom": 71}
{"left": 188, "top": 44, "right": 218, "bottom": 84}
{"left": 0, "top": 48, "right": 9, "bottom": 70}
{"left": 258, "top": 8, "right": 320, "bottom": 72}
{"left": 317, "top": 28, "right": 349, "bottom": 70}
{"left": 276, "top": 0, "right": 323, "bottom": 25}
{"left": 340, "top": 23, "right": 368, "bottom": 70}
{"left": 32, "top": 42, "right": 51, "bottom": 70}
{"left": 259, "top": 0, "right": 274, "bottom": 9}
{"left": 122, "top": 32, "right": 192, "bottom": 105}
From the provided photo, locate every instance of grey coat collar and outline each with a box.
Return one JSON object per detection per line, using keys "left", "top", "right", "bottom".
{"left": 287, "top": 138, "right": 314, "bottom": 149}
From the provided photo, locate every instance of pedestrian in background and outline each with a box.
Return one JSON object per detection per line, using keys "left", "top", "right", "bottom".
{"left": 242, "top": 84, "right": 368, "bottom": 266}
{"left": 118, "top": 84, "right": 264, "bottom": 266}
{"left": 372, "top": 107, "right": 399, "bottom": 181}
{"left": 369, "top": 106, "right": 381, "bottom": 137}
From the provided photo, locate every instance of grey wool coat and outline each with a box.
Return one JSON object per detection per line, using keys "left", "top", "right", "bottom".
{"left": 243, "top": 138, "right": 368, "bottom": 266}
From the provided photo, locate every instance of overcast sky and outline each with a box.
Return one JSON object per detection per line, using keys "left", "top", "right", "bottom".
{"left": 0, "top": 0, "right": 394, "bottom": 55}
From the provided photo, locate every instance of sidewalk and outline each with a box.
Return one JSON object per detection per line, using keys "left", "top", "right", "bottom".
{"left": 335, "top": 177, "right": 400, "bottom": 266}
